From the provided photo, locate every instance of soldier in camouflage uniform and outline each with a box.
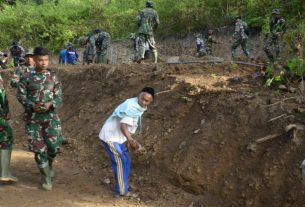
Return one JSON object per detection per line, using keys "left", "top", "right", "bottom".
{"left": 263, "top": 9, "right": 286, "bottom": 62}
{"left": 94, "top": 31, "right": 111, "bottom": 64}
{"left": 10, "top": 48, "right": 35, "bottom": 89}
{"left": 79, "top": 30, "right": 101, "bottom": 65}
{"left": 231, "top": 16, "right": 250, "bottom": 60}
{"left": 205, "top": 30, "right": 220, "bottom": 55}
{"left": 9, "top": 41, "right": 25, "bottom": 67}
{"left": 78, "top": 36, "right": 89, "bottom": 65}
{"left": 17, "top": 47, "right": 63, "bottom": 191}
{"left": 0, "top": 74, "right": 18, "bottom": 183}
{"left": 136, "top": 0, "right": 160, "bottom": 64}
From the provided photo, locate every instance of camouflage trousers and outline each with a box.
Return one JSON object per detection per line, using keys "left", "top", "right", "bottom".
{"left": 25, "top": 112, "right": 62, "bottom": 168}
{"left": 0, "top": 118, "right": 13, "bottom": 150}
{"left": 231, "top": 38, "right": 250, "bottom": 59}
{"left": 96, "top": 51, "right": 108, "bottom": 64}
{"left": 83, "top": 44, "right": 94, "bottom": 65}
{"left": 137, "top": 34, "right": 157, "bottom": 63}
{"left": 263, "top": 36, "right": 281, "bottom": 62}
{"left": 206, "top": 46, "right": 213, "bottom": 55}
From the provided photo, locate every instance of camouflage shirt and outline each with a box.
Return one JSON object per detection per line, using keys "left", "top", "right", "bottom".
{"left": 270, "top": 17, "right": 286, "bottom": 38}
{"left": 137, "top": 8, "right": 160, "bottom": 35}
{"left": 232, "top": 19, "right": 248, "bottom": 40}
{"left": 205, "top": 35, "right": 218, "bottom": 48}
{"left": 0, "top": 74, "right": 9, "bottom": 118}
{"left": 10, "top": 65, "right": 35, "bottom": 88}
{"left": 95, "top": 31, "right": 111, "bottom": 55}
{"left": 17, "top": 69, "right": 62, "bottom": 114}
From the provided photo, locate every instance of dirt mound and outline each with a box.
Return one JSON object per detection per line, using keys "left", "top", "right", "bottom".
{"left": 1, "top": 62, "right": 305, "bottom": 207}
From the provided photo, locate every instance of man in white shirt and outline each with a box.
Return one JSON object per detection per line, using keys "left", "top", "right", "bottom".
{"left": 99, "top": 87, "right": 154, "bottom": 197}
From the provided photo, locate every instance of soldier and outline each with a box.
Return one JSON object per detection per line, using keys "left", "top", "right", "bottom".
{"left": 85, "top": 29, "right": 102, "bottom": 64}
{"left": 205, "top": 30, "right": 220, "bottom": 55}
{"left": 136, "top": 0, "right": 160, "bottom": 64}
{"left": 231, "top": 16, "right": 250, "bottom": 60}
{"left": 9, "top": 41, "right": 25, "bottom": 67}
{"left": 0, "top": 74, "right": 18, "bottom": 183}
{"left": 0, "top": 51, "right": 8, "bottom": 69}
{"left": 263, "top": 9, "right": 286, "bottom": 62}
{"left": 78, "top": 36, "right": 89, "bottom": 65}
{"left": 17, "top": 47, "right": 63, "bottom": 191}
{"left": 94, "top": 31, "right": 111, "bottom": 64}
{"left": 10, "top": 48, "right": 35, "bottom": 89}
{"left": 130, "top": 33, "right": 150, "bottom": 62}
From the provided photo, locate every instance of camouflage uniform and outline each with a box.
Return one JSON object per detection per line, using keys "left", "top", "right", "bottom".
{"left": 17, "top": 69, "right": 63, "bottom": 168}
{"left": 86, "top": 39, "right": 95, "bottom": 64}
{"left": 0, "top": 74, "right": 17, "bottom": 183}
{"left": 263, "top": 11, "right": 286, "bottom": 62}
{"left": 136, "top": 1, "right": 160, "bottom": 63}
{"left": 0, "top": 75, "right": 13, "bottom": 150}
{"left": 10, "top": 44, "right": 25, "bottom": 67}
{"left": 231, "top": 18, "right": 250, "bottom": 59}
{"left": 10, "top": 65, "right": 35, "bottom": 88}
{"left": 95, "top": 31, "right": 111, "bottom": 64}
{"left": 78, "top": 36, "right": 90, "bottom": 65}
{"left": 205, "top": 33, "right": 219, "bottom": 55}
{"left": 82, "top": 31, "right": 98, "bottom": 65}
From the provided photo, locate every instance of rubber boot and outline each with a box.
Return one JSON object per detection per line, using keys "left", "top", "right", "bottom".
{"left": 152, "top": 50, "right": 158, "bottom": 63}
{"left": 301, "top": 159, "right": 305, "bottom": 182}
{"left": 61, "top": 136, "right": 70, "bottom": 145}
{"left": 48, "top": 159, "right": 55, "bottom": 178}
{"left": 0, "top": 149, "right": 18, "bottom": 182}
{"left": 39, "top": 165, "right": 52, "bottom": 190}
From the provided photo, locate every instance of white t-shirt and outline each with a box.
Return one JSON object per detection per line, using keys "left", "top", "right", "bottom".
{"left": 99, "top": 116, "right": 139, "bottom": 144}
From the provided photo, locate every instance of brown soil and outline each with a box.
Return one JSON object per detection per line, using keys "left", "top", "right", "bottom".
{"left": 0, "top": 61, "right": 305, "bottom": 207}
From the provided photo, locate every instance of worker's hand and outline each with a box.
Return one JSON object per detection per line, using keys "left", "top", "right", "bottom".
{"left": 42, "top": 102, "right": 53, "bottom": 112}
{"left": 33, "top": 103, "right": 46, "bottom": 113}
{"left": 33, "top": 102, "right": 52, "bottom": 113}
{"left": 11, "top": 74, "right": 20, "bottom": 82}
{"left": 127, "top": 137, "right": 140, "bottom": 150}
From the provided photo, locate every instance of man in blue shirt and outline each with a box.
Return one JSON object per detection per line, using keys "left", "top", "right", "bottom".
{"left": 58, "top": 46, "right": 67, "bottom": 64}
{"left": 65, "top": 44, "right": 79, "bottom": 65}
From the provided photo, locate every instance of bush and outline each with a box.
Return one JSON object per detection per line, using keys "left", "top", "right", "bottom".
{"left": 0, "top": 0, "right": 304, "bottom": 53}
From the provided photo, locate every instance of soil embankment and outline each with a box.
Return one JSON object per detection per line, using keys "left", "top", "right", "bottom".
{"left": 0, "top": 61, "right": 304, "bottom": 207}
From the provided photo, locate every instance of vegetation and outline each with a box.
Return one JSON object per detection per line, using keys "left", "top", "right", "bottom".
{"left": 0, "top": 0, "right": 304, "bottom": 54}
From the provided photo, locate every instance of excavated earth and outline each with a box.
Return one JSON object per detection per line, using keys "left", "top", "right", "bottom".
{"left": 0, "top": 61, "right": 305, "bottom": 207}
{"left": 0, "top": 33, "right": 304, "bottom": 207}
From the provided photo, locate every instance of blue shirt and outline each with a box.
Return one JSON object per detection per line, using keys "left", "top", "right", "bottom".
{"left": 59, "top": 49, "right": 67, "bottom": 64}
{"left": 65, "top": 49, "right": 78, "bottom": 64}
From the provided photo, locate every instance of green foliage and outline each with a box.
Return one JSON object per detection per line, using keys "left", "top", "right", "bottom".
{"left": 0, "top": 0, "right": 304, "bottom": 53}
{"left": 287, "top": 58, "right": 305, "bottom": 77}
{"left": 265, "top": 58, "right": 305, "bottom": 87}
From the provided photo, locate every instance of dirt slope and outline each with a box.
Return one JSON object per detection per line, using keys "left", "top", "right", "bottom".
{"left": 0, "top": 62, "right": 305, "bottom": 207}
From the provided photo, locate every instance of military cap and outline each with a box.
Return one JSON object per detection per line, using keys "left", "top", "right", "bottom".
{"left": 24, "top": 48, "right": 34, "bottom": 57}
{"left": 146, "top": 0, "right": 153, "bottom": 8}
{"left": 272, "top": 9, "right": 280, "bottom": 15}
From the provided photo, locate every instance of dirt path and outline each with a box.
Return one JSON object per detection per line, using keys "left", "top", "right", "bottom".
{"left": 1, "top": 148, "right": 148, "bottom": 207}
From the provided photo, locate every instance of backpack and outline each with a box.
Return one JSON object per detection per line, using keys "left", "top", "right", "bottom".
{"left": 95, "top": 34, "right": 104, "bottom": 49}
{"left": 11, "top": 46, "right": 23, "bottom": 57}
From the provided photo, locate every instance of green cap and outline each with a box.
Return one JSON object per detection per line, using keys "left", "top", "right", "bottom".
{"left": 24, "top": 48, "right": 34, "bottom": 57}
